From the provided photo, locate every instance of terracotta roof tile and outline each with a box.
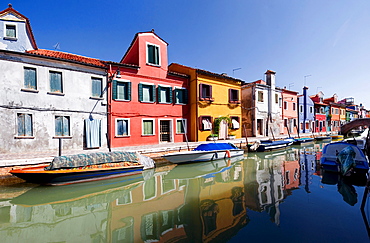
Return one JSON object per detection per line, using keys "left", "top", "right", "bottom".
{"left": 26, "top": 49, "right": 106, "bottom": 67}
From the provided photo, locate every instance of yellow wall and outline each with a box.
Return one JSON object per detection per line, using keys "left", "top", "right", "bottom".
{"left": 169, "top": 64, "right": 242, "bottom": 142}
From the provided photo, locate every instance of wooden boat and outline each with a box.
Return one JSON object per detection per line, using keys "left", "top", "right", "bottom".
{"left": 162, "top": 143, "right": 244, "bottom": 164}
{"left": 248, "top": 139, "right": 293, "bottom": 152}
{"left": 292, "top": 137, "right": 315, "bottom": 145}
{"left": 320, "top": 142, "right": 369, "bottom": 175}
{"left": 331, "top": 134, "right": 344, "bottom": 140}
{"left": 344, "top": 128, "right": 369, "bottom": 150}
{"left": 10, "top": 151, "right": 155, "bottom": 185}
{"left": 314, "top": 135, "right": 332, "bottom": 141}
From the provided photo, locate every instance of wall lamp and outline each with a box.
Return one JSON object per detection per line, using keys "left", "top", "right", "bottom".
{"left": 108, "top": 68, "right": 121, "bottom": 82}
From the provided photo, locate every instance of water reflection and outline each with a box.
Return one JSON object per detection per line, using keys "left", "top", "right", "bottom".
{"left": 0, "top": 142, "right": 368, "bottom": 242}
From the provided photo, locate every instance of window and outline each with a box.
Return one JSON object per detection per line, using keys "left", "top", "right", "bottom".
{"left": 275, "top": 94, "right": 279, "bottom": 104}
{"left": 113, "top": 80, "right": 131, "bottom": 101}
{"left": 293, "top": 103, "right": 296, "bottom": 111}
{"left": 174, "top": 88, "right": 188, "bottom": 104}
{"left": 147, "top": 43, "right": 160, "bottom": 66}
{"left": 176, "top": 119, "right": 186, "bottom": 134}
{"left": 284, "top": 119, "right": 288, "bottom": 127}
{"left": 91, "top": 77, "right": 102, "bottom": 97}
{"left": 158, "top": 85, "right": 172, "bottom": 103}
{"left": 257, "top": 91, "right": 264, "bottom": 102}
{"left": 142, "top": 119, "right": 155, "bottom": 135}
{"left": 299, "top": 105, "right": 303, "bottom": 113}
{"left": 230, "top": 116, "right": 240, "bottom": 129}
{"left": 17, "top": 113, "right": 33, "bottom": 136}
{"left": 49, "top": 71, "right": 63, "bottom": 93}
{"left": 310, "top": 107, "right": 313, "bottom": 114}
{"left": 116, "top": 119, "right": 130, "bottom": 136}
{"left": 24, "top": 67, "right": 37, "bottom": 90}
{"left": 5, "top": 24, "right": 16, "bottom": 38}
{"left": 199, "top": 84, "right": 213, "bottom": 100}
{"left": 229, "top": 89, "right": 239, "bottom": 103}
{"left": 320, "top": 107, "right": 324, "bottom": 114}
{"left": 200, "top": 116, "right": 212, "bottom": 131}
{"left": 139, "top": 83, "right": 155, "bottom": 102}
{"left": 55, "top": 116, "right": 70, "bottom": 136}
{"left": 284, "top": 101, "right": 288, "bottom": 110}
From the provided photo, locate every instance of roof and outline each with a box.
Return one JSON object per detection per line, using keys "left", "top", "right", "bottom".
{"left": 26, "top": 49, "right": 106, "bottom": 67}
{"left": 0, "top": 4, "right": 37, "bottom": 50}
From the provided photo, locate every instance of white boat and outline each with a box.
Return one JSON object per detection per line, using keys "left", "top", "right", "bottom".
{"left": 162, "top": 143, "right": 245, "bottom": 164}
{"left": 344, "top": 128, "right": 369, "bottom": 150}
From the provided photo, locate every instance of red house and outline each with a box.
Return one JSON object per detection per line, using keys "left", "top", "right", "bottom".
{"left": 107, "top": 30, "right": 189, "bottom": 148}
{"left": 310, "top": 92, "right": 328, "bottom": 133}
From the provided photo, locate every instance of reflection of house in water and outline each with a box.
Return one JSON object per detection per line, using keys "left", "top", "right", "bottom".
{"left": 244, "top": 149, "right": 298, "bottom": 225}
{"left": 299, "top": 149, "right": 317, "bottom": 193}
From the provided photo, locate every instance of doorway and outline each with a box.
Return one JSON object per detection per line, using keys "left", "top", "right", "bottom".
{"left": 160, "top": 120, "right": 171, "bottom": 142}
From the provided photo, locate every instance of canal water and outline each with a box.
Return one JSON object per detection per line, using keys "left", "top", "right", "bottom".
{"left": 0, "top": 142, "right": 369, "bottom": 242}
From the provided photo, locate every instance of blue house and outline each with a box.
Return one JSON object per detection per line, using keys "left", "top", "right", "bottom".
{"left": 298, "top": 86, "right": 315, "bottom": 134}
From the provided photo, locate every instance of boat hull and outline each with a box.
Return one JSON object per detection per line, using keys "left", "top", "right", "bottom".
{"left": 162, "top": 149, "right": 244, "bottom": 164}
{"left": 252, "top": 140, "right": 293, "bottom": 152}
{"left": 10, "top": 165, "right": 144, "bottom": 185}
{"left": 320, "top": 142, "right": 369, "bottom": 174}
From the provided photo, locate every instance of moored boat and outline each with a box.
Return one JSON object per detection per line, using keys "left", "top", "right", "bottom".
{"left": 162, "top": 143, "right": 244, "bottom": 164}
{"left": 10, "top": 151, "right": 155, "bottom": 185}
{"left": 331, "top": 134, "right": 344, "bottom": 140}
{"left": 320, "top": 141, "right": 369, "bottom": 175}
{"left": 248, "top": 138, "right": 293, "bottom": 152}
{"left": 314, "top": 135, "right": 332, "bottom": 141}
{"left": 292, "top": 137, "right": 315, "bottom": 145}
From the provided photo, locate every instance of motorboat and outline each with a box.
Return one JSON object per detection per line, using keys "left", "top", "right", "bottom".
{"left": 344, "top": 128, "right": 369, "bottom": 150}
{"left": 161, "top": 143, "right": 244, "bottom": 164}
{"left": 247, "top": 138, "right": 293, "bottom": 152}
{"left": 291, "top": 137, "right": 315, "bottom": 145}
{"left": 10, "top": 151, "right": 155, "bottom": 185}
{"left": 320, "top": 141, "right": 369, "bottom": 175}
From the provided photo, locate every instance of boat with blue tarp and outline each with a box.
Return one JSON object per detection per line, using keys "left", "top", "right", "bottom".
{"left": 162, "top": 142, "right": 244, "bottom": 164}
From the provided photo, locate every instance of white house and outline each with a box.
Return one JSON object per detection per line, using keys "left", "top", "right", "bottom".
{"left": 0, "top": 5, "right": 107, "bottom": 157}
{"left": 241, "top": 70, "right": 282, "bottom": 137}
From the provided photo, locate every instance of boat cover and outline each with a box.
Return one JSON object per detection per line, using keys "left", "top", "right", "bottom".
{"left": 45, "top": 151, "right": 155, "bottom": 170}
{"left": 193, "top": 143, "right": 237, "bottom": 151}
{"left": 336, "top": 146, "right": 357, "bottom": 176}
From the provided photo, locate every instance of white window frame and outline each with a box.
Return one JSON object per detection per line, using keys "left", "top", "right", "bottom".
{"left": 4, "top": 22, "right": 17, "bottom": 39}
{"left": 115, "top": 79, "right": 131, "bottom": 101}
{"left": 146, "top": 42, "right": 161, "bottom": 66}
{"left": 15, "top": 112, "right": 34, "bottom": 138}
{"left": 176, "top": 119, "right": 187, "bottom": 134}
{"left": 115, "top": 118, "right": 130, "bottom": 137}
{"left": 142, "top": 118, "right": 155, "bottom": 136}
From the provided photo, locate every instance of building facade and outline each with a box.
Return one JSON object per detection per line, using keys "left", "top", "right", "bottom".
{"left": 107, "top": 31, "right": 190, "bottom": 148}
{"left": 169, "top": 63, "right": 243, "bottom": 142}
{"left": 0, "top": 6, "right": 107, "bottom": 155}
{"left": 281, "top": 88, "right": 299, "bottom": 135}
{"left": 297, "top": 86, "right": 315, "bottom": 134}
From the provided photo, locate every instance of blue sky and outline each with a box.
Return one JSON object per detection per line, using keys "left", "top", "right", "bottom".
{"left": 8, "top": 0, "right": 370, "bottom": 107}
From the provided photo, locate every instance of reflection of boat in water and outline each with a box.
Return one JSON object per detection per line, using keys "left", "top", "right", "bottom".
{"left": 163, "top": 155, "right": 244, "bottom": 180}
{"left": 10, "top": 151, "right": 155, "bottom": 185}
{"left": 10, "top": 172, "right": 147, "bottom": 206}
{"left": 321, "top": 170, "right": 367, "bottom": 206}
{"left": 292, "top": 137, "right": 314, "bottom": 145}
{"left": 162, "top": 143, "right": 244, "bottom": 164}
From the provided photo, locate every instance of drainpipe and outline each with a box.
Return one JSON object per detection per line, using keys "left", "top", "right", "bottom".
{"left": 303, "top": 86, "right": 308, "bottom": 133}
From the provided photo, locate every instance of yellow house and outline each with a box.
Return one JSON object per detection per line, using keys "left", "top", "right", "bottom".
{"left": 169, "top": 63, "right": 243, "bottom": 141}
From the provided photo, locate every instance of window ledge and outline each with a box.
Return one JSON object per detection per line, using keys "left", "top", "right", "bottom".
{"left": 14, "top": 136, "right": 35, "bottom": 139}
{"left": 47, "top": 92, "right": 65, "bottom": 96}
{"left": 113, "top": 99, "right": 130, "bottom": 102}
{"left": 174, "top": 103, "right": 187, "bottom": 105}
{"left": 146, "top": 63, "right": 161, "bottom": 67}
{"left": 53, "top": 136, "right": 72, "bottom": 139}
{"left": 90, "top": 96, "right": 104, "bottom": 100}
{"left": 140, "top": 101, "right": 155, "bottom": 103}
{"left": 3, "top": 37, "right": 17, "bottom": 41}
{"left": 21, "top": 88, "right": 39, "bottom": 93}
{"left": 141, "top": 134, "right": 155, "bottom": 136}
{"left": 115, "top": 135, "right": 130, "bottom": 138}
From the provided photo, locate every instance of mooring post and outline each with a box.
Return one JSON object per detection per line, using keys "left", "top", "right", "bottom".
{"left": 58, "top": 138, "right": 62, "bottom": 156}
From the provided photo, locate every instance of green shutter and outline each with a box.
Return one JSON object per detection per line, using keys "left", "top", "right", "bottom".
{"left": 152, "top": 85, "right": 156, "bottom": 102}
{"left": 157, "top": 86, "right": 161, "bottom": 103}
{"left": 138, "top": 83, "right": 143, "bottom": 102}
{"left": 112, "top": 80, "right": 117, "bottom": 100}
{"left": 168, "top": 87, "right": 173, "bottom": 103}
{"left": 127, "top": 82, "right": 132, "bottom": 101}
{"left": 184, "top": 89, "right": 188, "bottom": 104}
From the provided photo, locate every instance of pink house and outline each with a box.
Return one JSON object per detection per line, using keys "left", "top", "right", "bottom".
{"left": 107, "top": 30, "right": 189, "bottom": 148}
{"left": 281, "top": 88, "right": 299, "bottom": 135}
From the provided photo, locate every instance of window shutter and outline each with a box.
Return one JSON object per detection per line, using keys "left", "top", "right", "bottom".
{"left": 127, "top": 82, "right": 132, "bottom": 101}
{"left": 63, "top": 117, "right": 69, "bottom": 136}
{"left": 55, "top": 116, "right": 62, "bottom": 136}
{"left": 168, "top": 87, "right": 173, "bottom": 103}
{"left": 184, "top": 89, "right": 188, "bottom": 104}
{"left": 199, "top": 84, "right": 203, "bottom": 99}
{"left": 112, "top": 80, "right": 117, "bottom": 100}
{"left": 152, "top": 85, "right": 156, "bottom": 102}
{"left": 138, "top": 83, "right": 143, "bottom": 102}
{"left": 210, "top": 85, "right": 213, "bottom": 98}
{"left": 18, "top": 114, "right": 24, "bottom": 136}
{"left": 148, "top": 45, "right": 154, "bottom": 64}
{"left": 25, "top": 114, "right": 32, "bottom": 136}
{"left": 228, "top": 89, "right": 231, "bottom": 102}
{"left": 157, "top": 86, "right": 162, "bottom": 103}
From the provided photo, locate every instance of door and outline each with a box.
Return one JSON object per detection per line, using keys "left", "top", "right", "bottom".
{"left": 160, "top": 120, "right": 171, "bottom": 142}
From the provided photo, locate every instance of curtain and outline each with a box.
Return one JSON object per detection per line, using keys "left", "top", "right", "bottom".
{"left": 85, "top": 118, "right": 101, "bottom": 148}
